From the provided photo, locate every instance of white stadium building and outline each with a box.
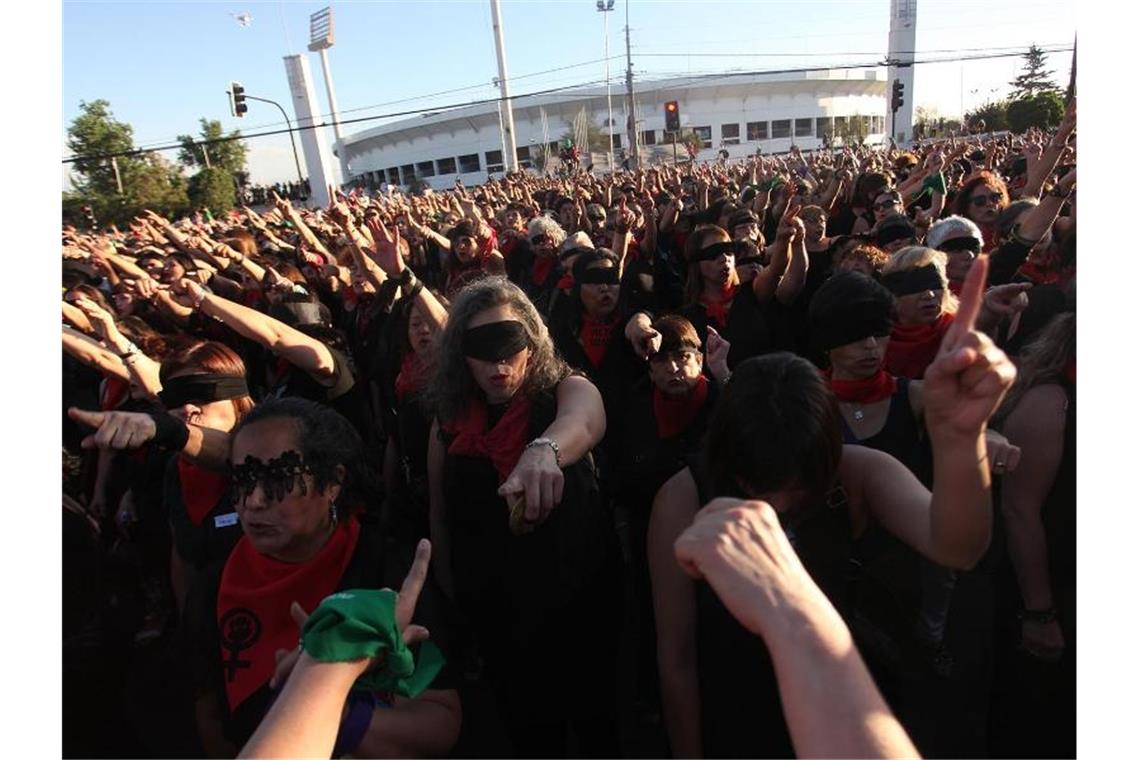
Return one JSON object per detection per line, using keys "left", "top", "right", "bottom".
{"left": 338, "top": 69, "right": 889, "bottom": 190}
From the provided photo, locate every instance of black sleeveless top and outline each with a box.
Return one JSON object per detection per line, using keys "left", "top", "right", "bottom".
{"left": 439, "top": 390, "right": 615, "bottom": 632}
{"left": 164, "top": 457, "right": 243, "bottom": 570}
{"left": 840, "top": 378, "right": 933, "bottom": 487}
{"left": 687, "top": 458, "right": 852, "bottom": 758}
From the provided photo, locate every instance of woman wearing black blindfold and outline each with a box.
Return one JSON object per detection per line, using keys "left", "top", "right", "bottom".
{"left": 427, "top": 276, "right": 622, "bottom": 756}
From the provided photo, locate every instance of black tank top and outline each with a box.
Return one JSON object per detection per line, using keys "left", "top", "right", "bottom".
{"left": 840, "top": 378, "right": 933, "bottom": 487}
{"left": 687, "top": 458, "right": 852, "bottom": 757}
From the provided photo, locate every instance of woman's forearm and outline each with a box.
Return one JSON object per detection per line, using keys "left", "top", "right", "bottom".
{"left": 542, "top": 376, "right": 606, "bottom": 465}
{"left": 928, "top": 431, "right": 992, "bottom": 569}
{"left": 1002, "top": 500, "right": 1055, "bottom": 610}
{"left": 62, "top": 328, "right": 131, "bottom": 382}
{"left": 240, "top": 655, "right": 365, "bottom": 759}
{"left": 766, "top": 598, "right": 919, "bottom": 759}
{"left": 356, "top": 692, "right": 461, "bottom": 758}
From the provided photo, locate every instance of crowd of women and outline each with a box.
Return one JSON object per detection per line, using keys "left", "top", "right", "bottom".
{"left": 61, "top": 99, "right": 1076, "bottom": 758}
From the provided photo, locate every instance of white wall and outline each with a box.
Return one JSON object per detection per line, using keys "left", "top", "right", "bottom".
{"left": 343, "top": 84, "right": 886, "bottom": 189}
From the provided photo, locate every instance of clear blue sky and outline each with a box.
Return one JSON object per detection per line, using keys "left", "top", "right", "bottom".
{"left": 62, "top": 0, "right": 1075, "bottom": 186}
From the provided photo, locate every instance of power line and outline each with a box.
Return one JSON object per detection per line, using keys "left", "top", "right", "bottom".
{"left": 127, "top": 55, "right": 626, "bottom": 154}
{"left": 63, "top": 47, "right": 1073, "bottom": 166}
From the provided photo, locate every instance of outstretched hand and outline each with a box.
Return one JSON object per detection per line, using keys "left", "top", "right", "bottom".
{"left": 364, "top": 217, "right": 406, "bottom": 276}
{"left": 68, "top": 407, "right": 157, "bottom": 450}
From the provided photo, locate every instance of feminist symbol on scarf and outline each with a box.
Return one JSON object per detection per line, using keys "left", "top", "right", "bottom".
{"left": 220, "top": 607, "right": 262, "bottom": 682}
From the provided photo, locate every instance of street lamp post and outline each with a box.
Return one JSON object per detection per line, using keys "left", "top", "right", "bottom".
{"left": 245, "top": 94, "right": 306, "bottom": 191}
{"left": 596, "top": 0, "right": 615, "bottom": 172}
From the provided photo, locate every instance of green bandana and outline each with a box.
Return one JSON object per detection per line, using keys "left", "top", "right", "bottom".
{"left": 919, "top": 172, "right": 947, "bottom": 198}
{"left": 301, "top": 589, "right": 445, "bottom": 698}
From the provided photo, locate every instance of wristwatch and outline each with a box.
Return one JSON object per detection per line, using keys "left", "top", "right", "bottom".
{"left": 526, "top": 437, "right": 562, "bottom": 467}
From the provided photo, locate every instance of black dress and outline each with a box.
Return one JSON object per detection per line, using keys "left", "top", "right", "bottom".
{"left": 686, "top": 460, "right": 853, "bottom": 758}
{"left": 681, "top": 284, "right": 793, "bottom": 369}
{"left": 440, "top": 390, "right": 623, "bottom": 757}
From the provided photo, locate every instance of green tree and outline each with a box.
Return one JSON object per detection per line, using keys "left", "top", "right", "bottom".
{"left": 188, "top": 165, "right": 238, "bottom": 215}
{"left": 177, "top": 118, "right": 248, "bottom": 176}
{"left": 964, "top": 100, "right": 1009, "bottom": 133}
{"left": 65, "top": 100, "right": 190, "bottom": 225}
{"left": 1007, "top": 91, "right": 1065, "bottom": 133}
{"left": 1010, "top": 45, "right": 1062, "bottom": 100}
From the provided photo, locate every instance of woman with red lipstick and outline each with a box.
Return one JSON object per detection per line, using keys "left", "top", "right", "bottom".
{"left": 427, "top": 276, "right": 621, "bottom": 756}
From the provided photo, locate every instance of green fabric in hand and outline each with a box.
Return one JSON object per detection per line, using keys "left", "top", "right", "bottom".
{"left": 301, "top": 589, "right": 444, "bottom": 699}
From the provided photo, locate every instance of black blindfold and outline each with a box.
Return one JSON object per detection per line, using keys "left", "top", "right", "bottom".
{"left": 461, "top": 320, "right": 530, "bottom": 362}
{"left": 159, "top": 374, "right": 249, "bottom": 409}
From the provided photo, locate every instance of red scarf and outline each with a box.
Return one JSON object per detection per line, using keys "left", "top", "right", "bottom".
{"left": 532, "top": 255, "right": 556, "bottom": 287}
{"left": 394, "top": 351, "right": 430, "bottom": 402}
{"left": 580, "top": 314, "right": 618, "bottom": 368}
{"left": 700, "top": 285, "right": 736, "bottom": 331}
{"left": 480, "top": 229, "right": 499, "bottom": 258}
{"left": 217, "top": 517, "right": 360, "bottom": 710}
{"left": 825, "top": 369, "right": 898, "bottom": 404}
{"left": 443, "top": 396, "right": 532, "bottom": 484}
{"left": 885, "top": 312, "right": 955, "bottom": 380}
{"left": 653, "top": 374, "right": 709, "bottom": 438}
{"left": 178, "top": 458, "right": 229, "bottom": 527}
{"left": 556, "top": 273, "right": 575, "bottom": 291}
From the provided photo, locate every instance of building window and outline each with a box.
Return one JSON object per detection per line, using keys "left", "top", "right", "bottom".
{"left": 833, "top": 116, "right": 847, "bottom": 134}
{"left": 516, "top": 146, "right": 532, "bottom": 170}
{"left": 400, "top": 164, "right": 415, "bottom": 184}
{"left": 642, "top": 129, "right": 656, "bottom": 145}
{"left": 386, "top": 168, "right": 399, "bottom": 185}
{"left": 816, "top": 117, "right": 832, "bottom": 139}
{"left": 416, "top": 161, "right": 435, "bottom": 178}
{"left": 771, "top": 120, "right": 791, "bottom": 139}
{"left": 874, "top": 115, "right": 885, "bottom": 133}
{"left": 693, "top": 126, "right": 712, "bottom": 148}
{"left": 485, "top": 150, "right": 503, "bottom": 173}
{"left": 721, "top": 123, "right": 740, "bottom": 145}
{"left": 747, "top": 121, "right": 768, "bottom": 141}
{"left": 458, "top": 153, "right": 480, "bottom": 173}
{"left": 859, "top": 115, "right": 872, "bottom": 134}
{"left": 611, "top": 134, "right": 622, "bottom": 150}
{"left": 437, "top": 156, "right": 457, "bottom": 175}
{"left": 795, "top": 118, "right": 813, "bottom": 138}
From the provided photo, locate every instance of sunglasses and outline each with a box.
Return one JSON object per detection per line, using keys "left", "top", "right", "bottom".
{"left": 971, "top": 192, "right": 1003, "bottom": 207}
{"left": 588, "top": 215, "right": 606, "bottom": 222}
{"left": 873, "top": 198, "right": 901, "bottom": 211}
{"left": 530, "top": 234, "right": 552, "bottom": 245}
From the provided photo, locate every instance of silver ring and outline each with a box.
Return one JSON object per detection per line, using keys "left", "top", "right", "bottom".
{"left": 994, "top": 461, "right": 1005, "bottom": 470}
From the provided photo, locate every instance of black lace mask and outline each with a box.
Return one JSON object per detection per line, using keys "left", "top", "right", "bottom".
{"left": 229, "top": 450, "right": 315, "bottom": 503}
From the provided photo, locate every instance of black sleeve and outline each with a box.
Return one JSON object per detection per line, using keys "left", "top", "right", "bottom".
{"left": 987, "top": 238, "right": 1033, "bottom": 286}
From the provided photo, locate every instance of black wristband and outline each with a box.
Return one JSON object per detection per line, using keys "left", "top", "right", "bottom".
{"left": 147, "top": 412, "right": 190, "bottom": 451}
{"left": 397, "top": 268, "right": 415, "bottom": 286}
{"left": 408, "top": 281, "right": 424, "bottom": 301}
{"left": 1018, "top": 607, "right": 1057, "bottom": 624}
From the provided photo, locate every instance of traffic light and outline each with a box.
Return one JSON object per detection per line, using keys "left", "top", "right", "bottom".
{"left": 664, "top": 100, "right": 680, "bottom": 133}
{"left": 891, "top": 79, "right": 905, "bottom": 113}
{"left": 229, "top": 81, "right": 248, "bottom": 118}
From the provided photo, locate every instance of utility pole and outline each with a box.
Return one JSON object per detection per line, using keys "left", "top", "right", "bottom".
{"left": 110, "top": 157, "right": 123, "bottom": 194}
{"left": 623, "top": 0, "right": 638, "bottom": 168}
{"left": 489, "top": 0, "right": 518, "bottom": 171}
{"left": 201, "top": 143, "right": 212, "bottom": 169}
{"left": 1066, "top": 35, "right": 1076, "bottom": 104}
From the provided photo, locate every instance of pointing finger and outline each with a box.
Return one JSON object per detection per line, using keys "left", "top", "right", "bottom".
{"left": 69, "top": 407, "right": 107, "bottom": 429}
{"left": 945, "top": 254, "right": 988, "bottom": 346}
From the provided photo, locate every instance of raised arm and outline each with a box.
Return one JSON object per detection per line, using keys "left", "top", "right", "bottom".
{"left": 1020, "top": 99, "right": 1076, "bottom": 200}
{"left": 73, "top": 296, "right": 163, "bottom": 397}
{"left": 853, "top": 255, "right": 1015, "bottom": 569}
{"left": 62, "top": 326, "right": 131, "bottom": 382}
{"left": 172, "top": 278, "right": 337, "bottom": 380}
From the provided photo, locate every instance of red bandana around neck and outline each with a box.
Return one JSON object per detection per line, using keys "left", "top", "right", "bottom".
{"left": 653, "top": 374, "right": 710, "bottom": 439}
{"left": 885, "top": 311, "right": 954, "bottom": 380}
{"left": 216, "top": 517, "right": 361, "bottom": 711}
{"left": 178, "top": 458, "right": 229, "bottom": 527}
{"left": 532, "top": 255, "right": 556, "bottom": 287}
{"left": 443, "top": 395, "right": 533, "bottom": 484}
{"left": 700, "top": 285, "right": 736, "bottom": 331}
{"left": 394, "top": 350, "right": 430, "bottom": 402}
{"left": 101, "top": 377, "right": 130, "bottom": 411}
{"left": 580, "top": 314, "right": 618, "bottom": 368}
{"left": 556, "top": 272, "right": 575, "bottom": 291}
{"left": 825, "top": 368, "right": 898, "bottom": 405}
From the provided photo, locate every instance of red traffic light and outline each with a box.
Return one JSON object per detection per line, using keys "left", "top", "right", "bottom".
{"left": 666, "top": 102, "right": 677, "bottom": 112}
